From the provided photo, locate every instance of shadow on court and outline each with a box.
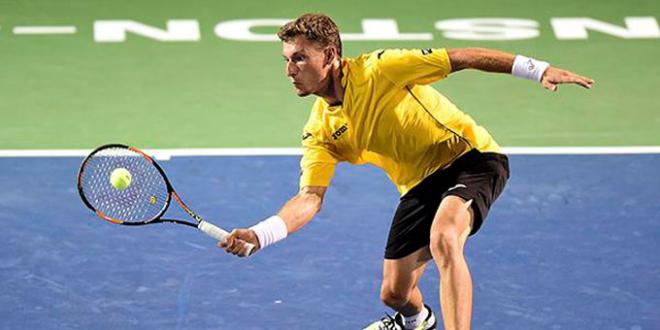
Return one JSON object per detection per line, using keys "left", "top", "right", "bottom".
{"left": 0, "top": 155, "right": 658, "bottom": 329}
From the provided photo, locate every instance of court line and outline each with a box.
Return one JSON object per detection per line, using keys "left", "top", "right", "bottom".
{"left": 0, "top": 146, "right": 659, "bottom": 160}
{"left": 13, "top": 26, "right": 77, "bottom": 35}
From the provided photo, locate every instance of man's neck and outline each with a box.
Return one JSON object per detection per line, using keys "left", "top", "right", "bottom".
{"left": 317, "top": 60, "right": 344, "bottom": 107}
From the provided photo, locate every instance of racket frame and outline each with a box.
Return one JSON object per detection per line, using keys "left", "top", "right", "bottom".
{"left": 77, "top": 143, "right": 188, "bottom": 226}
{"left": 78, "top": 143, "right": 256, "bottom": 256}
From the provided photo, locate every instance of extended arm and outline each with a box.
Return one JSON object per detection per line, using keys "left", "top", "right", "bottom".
{"left": 221, "top": 186, "right": 326, "bottom": 256}
{"left": 277, "top": 185, "right": 326, "bottom": 233}
{"left": 446, "top": 48, "right": 594, "bottom": 91}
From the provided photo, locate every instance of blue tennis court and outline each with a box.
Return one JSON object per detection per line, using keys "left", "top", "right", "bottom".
{"left": 1, "top": 154, "right": 658, "bottom": 329}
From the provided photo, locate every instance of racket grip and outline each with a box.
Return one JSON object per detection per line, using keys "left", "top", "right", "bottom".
{"left": 197, "top": 221, "right": 255, "bottom": 257}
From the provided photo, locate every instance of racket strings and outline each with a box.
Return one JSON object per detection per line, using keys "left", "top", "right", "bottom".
{"left": 80, "top": 147, "right": 169, "bottom": 223}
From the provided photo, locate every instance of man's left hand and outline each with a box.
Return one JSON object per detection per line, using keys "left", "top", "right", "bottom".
{"left": 541, "top": 67, "right": 595, "bottom": 92}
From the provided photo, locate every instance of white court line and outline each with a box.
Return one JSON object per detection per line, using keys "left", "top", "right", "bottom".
{"left": 0, "top": 147, "right": 659, "bottom": 160}
{"left": 502, "top": 146, "right": 660, "bottom": 155}
{"left": 13, "top": 26, "right": 77, "bottom": 35}
{"left": 0, "top": 148, "right": 301, "bottom": 160}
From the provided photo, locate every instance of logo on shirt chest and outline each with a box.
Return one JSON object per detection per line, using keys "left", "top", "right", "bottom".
{"left": 331, "top": 123, "right": 348, "bottom": 140}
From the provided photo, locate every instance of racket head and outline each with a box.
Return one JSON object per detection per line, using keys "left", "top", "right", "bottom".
{"left": 77, "top": 144, "right": 172, "bottom": 225}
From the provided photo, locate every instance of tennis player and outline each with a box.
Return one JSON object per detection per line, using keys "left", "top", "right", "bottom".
{"left": 221, "top": 13, "right": 594, "bottom": 330}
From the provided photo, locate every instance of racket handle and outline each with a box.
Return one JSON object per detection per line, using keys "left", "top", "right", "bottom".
{"left": 197, "top": 220, "right": 255, "bottom": 257}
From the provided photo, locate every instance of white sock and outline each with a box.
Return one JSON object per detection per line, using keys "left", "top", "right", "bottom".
{"left": 402, "top": 306, "right": 428, "bottom": 329}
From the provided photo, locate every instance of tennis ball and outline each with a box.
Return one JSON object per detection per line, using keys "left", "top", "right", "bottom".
{"left": 110, "top": 168, "right": 132, "bottom": 191}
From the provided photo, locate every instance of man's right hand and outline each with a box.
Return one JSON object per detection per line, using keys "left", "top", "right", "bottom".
{"left": 220, "top": 229, "right": 260, "bottom": 257}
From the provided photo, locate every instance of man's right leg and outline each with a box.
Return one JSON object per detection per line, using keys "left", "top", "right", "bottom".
{"left": 363, "top": 246, "right": 437, "bottom": 329}
{"left": 380, "top": 246, "right": 431, "bottom": 316}
{"left": 365, "top": 245, "right": 436, "bottom": 329}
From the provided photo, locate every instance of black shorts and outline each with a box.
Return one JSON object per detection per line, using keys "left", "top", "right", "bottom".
{"left": 384, "top": 149, "right": 510, "bottom": 259}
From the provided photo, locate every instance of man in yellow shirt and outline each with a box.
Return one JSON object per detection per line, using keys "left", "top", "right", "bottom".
{"left": 222, "top": 13, "right": 594, "bottom": 330}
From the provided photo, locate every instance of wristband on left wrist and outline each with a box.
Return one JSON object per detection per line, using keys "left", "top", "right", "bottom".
{"left": 512, "top": 55, "right": 550, "bottom": 82}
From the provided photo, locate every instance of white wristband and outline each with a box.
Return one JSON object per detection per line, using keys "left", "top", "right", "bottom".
{"left": 250, "top": 215, "right": 288, "bottom": 249}
{"left": 512, "top": 55, "right": 550, "bottom": 82}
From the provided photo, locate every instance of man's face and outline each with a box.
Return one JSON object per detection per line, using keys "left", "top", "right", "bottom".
{"left": 281, "top": 37, "right": 332, "bottom": 97}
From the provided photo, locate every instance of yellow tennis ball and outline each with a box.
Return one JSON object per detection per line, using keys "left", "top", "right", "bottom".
{"left": 110, "top": 168, "right": 132, "bottom": 190}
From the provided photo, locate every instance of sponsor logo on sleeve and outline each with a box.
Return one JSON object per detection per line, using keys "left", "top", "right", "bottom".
{"left": 331, "top": 124, "right": 348, "bottom": 140}
{"left": 302, "top": 132, "right": 312, "bottom": 140}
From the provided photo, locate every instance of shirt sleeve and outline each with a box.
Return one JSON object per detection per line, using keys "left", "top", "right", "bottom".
{"left": 299, "top": 131, "right": 339, "bottom": 189}
{"left": 377, "top": 48, "right": 452, "bottom": 87}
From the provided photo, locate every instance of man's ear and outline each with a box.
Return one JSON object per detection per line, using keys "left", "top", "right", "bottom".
{"left": 324, "top": 47, "right": 336, "bottom": 66}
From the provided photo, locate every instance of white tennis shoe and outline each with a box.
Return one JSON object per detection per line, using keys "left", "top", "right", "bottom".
{"left": 363, "top": 305, "right": 436, "bottom": 330}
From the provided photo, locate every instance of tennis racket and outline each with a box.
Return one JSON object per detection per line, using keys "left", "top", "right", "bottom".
{"left": 77, "top": 143, "right": 255, "bottom": 257}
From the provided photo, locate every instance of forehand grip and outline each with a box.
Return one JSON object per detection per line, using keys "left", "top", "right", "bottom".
{"left": 197, "top": 220, "right": 255, "bottom": 257}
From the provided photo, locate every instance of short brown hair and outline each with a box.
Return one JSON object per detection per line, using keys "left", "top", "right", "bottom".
{"left": 277, "top": 13, "right": 343, "bottom": 57}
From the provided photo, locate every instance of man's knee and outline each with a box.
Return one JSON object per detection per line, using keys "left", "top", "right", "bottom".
{"left": 429, "top": 223, "right": 465, "bottom": 269}
{"left": 380, "top": 283, "right": 413, "bottom": 309}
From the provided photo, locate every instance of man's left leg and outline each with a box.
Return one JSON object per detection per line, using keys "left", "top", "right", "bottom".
{"left": 429, "top": 195, "right": 475, "bottom": 330}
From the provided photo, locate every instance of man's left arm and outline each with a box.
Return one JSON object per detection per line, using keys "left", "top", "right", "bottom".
{"left": 446, "top": 48, "right": 594, "bottom": 91}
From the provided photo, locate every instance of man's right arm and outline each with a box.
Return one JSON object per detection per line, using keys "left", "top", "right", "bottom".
{"left": 221, "top": 186, "right": 327, "bottom": 256}
{"left": 277, "top": 186, "right": 326, "bottom": 234}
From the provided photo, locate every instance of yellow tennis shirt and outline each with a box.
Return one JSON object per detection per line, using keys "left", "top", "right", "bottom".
{"left": 300, "top": 48, "right": 501, "bottom": 196}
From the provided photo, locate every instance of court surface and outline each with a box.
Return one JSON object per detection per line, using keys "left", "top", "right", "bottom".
{"left": 1, "top": 153, "right": 658, "bottom": 329}
{"left": 1, "top": 0, "right": 659, "bottom": 328}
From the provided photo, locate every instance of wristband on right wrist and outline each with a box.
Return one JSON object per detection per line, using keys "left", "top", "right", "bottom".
{"left": 249, "top": 215, "right": 288, "bottom": 249}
